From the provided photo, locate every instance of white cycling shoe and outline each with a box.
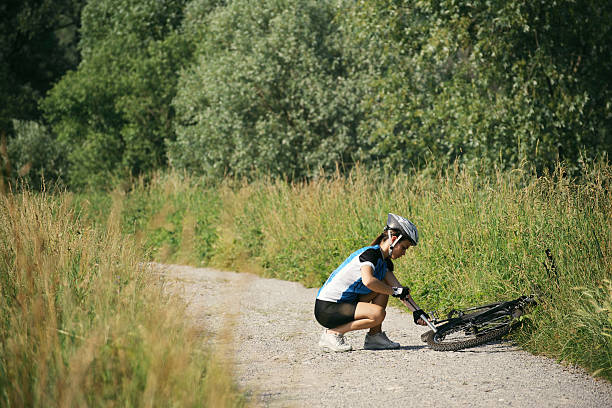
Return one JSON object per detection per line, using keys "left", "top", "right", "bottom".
{"left": 319, "top": 330, "right": 352, "bottom": 352}
{"left": 364, "top": 331, "right": 400, "bottom": 350}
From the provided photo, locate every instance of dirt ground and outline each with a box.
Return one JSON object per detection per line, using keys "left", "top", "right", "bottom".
{"left": 157, "top": 263, "right": 612, "bottom": 408}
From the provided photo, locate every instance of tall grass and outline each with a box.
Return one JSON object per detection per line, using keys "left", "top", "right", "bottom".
{"left": 0, "top": 189, "right": 243, "bottom": 406}
{"left": 59, "top": 163, "right": 611, "bottom": 382}
{"left": 203, "top": 163, "right": 611, "bottom": 380}
{"left": 70, "top": 172, "right": 220, "bottom": 266}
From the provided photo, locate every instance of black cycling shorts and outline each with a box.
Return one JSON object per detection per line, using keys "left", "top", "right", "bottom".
{"left": 314, "top": 299, "right": 357, "bottom": 329}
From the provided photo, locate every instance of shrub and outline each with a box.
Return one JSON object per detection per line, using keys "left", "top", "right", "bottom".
{"left": 169, "top": 0, "right": 365, "bottom": 179}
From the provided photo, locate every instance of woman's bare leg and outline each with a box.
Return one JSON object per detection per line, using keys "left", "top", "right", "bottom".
{"left": 361, "top": 292, "right": 389, "bottom": 335}
{"left": 329, "top": 292, "right": 389, "bottom": 335}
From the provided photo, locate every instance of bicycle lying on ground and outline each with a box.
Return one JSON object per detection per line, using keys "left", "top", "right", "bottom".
{"left": 406, "top": 295, "right": 536, "bottom": 351}
{"left": 405, "top": 249, "right": 558, "bottom": 352}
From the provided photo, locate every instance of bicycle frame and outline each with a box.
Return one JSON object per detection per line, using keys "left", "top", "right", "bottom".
{"left": 420, "top": 251, "right": 555, "bottom": 350}
{"left": 432, "top": 295, "right": 536, "bottom": 329}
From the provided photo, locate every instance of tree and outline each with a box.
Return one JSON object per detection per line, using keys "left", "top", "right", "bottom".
{"left": 42, "top": 0, "right": 192, "bottom": 189}
{"left": 7, "top": 120, "right": 67, "bottom": 190}
{"left": 340, "top": 0, "right": 612, "bottom": 173}
{"left": 169, "top": 0, "right": 366, "bottom": 180}
{"left": 0, "top": 0, "right": 84, "bottom": 129}
{"left": 0, "top": 0, "right": 83, "bottom": 188}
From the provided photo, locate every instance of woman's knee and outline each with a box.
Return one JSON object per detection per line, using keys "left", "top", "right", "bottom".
{"left": 359, "top": 292, "right": 389, "bottom": 307}
{"left": 372, "top": 308, "right": 386, "bottom": 324}
{"left": 356, "top": 303, "right": 387, "bottom": 324}
{"left": 373, "top": 293, "right": 389, "bottom": 307}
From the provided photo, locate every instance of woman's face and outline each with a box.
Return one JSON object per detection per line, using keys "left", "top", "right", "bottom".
{"left": 390, "top": 239, "right": 413, "bottom": 259}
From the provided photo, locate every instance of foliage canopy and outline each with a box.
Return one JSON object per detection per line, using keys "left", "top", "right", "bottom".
{"left": 12, "top": 0, "right": 610, "bottom": 187}
{"left": 169, "top": 0, "right": 365, "bottom": 179}
{"left": 170, "top": 0, "right": 612, "bottom": 179}
{"left": 342, "top": 0, "right": 612, "bottom": 173}
{"left": 42, "top": 0, "right": 191, "bottom": 188}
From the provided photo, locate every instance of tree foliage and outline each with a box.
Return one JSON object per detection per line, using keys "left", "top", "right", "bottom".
{"left": 341, "top": 0, "right": 612, "bottom": 173}
{"left": 42, "top": 0, "right": 191, "bottom": 189}
{"left": 35, "top": 0, "right": 612, "bottom": 187}
{"left": 170, "top": 0, "right": 611, "bottom": 179}
{"left": 7, "top": 120, "right": 67, "bottom": 190}
{"left": 0, "top": 0, "right": 84, "bottom": 189}
{"left": 0, "top": 0, "right": 84, "bottom": 128}
{"left": 169, "top": 0, "right": 365, "bottom": 179}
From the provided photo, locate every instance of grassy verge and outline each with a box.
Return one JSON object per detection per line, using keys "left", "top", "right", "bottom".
{"left": 104, "top": 163, "right": 611, "bottom": 381}
{"left": 0, "top": 189, "right": 243, "bottom": 406}
{"left": 232, "top": 164, "right": 611, "bottom": 380}
{"left": 47, "top": 163, "right": 611, "bottom": 383}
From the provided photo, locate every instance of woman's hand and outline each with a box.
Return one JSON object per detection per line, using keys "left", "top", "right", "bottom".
{"left": 391, "top": 286, "right": 410, "bottom": 300}
{"left": 413, "top": 309, "right": 430, "bottom": 326}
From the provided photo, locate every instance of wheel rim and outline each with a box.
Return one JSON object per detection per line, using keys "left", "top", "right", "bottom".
{"left": 433, "top": 314, "right": 514, "bottom": 344}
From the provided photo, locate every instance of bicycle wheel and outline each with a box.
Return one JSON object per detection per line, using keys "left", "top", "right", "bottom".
{"left": 425, "top": 305, "right": 523, "bottom": 351}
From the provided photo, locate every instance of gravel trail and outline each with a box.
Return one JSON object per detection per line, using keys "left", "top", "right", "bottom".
{"left": 157, "top": 264, "right": 612, "bottom": 408}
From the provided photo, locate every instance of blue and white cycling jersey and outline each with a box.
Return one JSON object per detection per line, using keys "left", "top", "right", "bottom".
{"left": 316, "top": 245, "right": 394, "bottom": 303}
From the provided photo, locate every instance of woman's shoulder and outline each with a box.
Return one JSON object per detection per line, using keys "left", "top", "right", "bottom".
{"left": 358, "top": 245, "right": 382, "bottom": 263}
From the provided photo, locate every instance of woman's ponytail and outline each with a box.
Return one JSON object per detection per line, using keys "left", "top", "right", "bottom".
{"left": 370, "top": 228, "right": 403, "bottom": 246}
{"left": 370, "top": 232, "right": 386, "bottom": 246}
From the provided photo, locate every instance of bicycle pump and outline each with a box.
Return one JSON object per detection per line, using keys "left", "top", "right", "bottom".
{"left": 400, "top": 298, "right": 437, "bottom": 333}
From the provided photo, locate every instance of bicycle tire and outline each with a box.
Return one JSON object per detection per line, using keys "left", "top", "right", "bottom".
{"left": 425, "top": 305, "right": 524, "bottom": 351}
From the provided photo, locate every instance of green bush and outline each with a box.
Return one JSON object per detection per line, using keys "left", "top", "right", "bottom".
{"left": 7, "top": 120, "right": 68, "bottom": 189}
{"left": 36, "top": 0, "right": 611, "bottom": 189}
{"left": 42, "top": 0, "right": 192, "bottom": 189}
{"left": 169, "top": 0, "right": 365, "bottom": 179}
{"left": 340, "top": 0, "right": 612, "bottom": 174}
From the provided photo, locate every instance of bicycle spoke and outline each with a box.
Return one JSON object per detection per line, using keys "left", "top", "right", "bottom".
{"left": 433, "top": 314, "right": 514, "bottom": 344}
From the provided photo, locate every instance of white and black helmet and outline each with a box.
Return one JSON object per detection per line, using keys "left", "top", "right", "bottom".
{"left": 384, "top": 213, "right": 418, "bottom": 256}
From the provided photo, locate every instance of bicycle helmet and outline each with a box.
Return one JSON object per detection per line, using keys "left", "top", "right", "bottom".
{"left": 385, "top": 213, "right": 418, "bottom": 256}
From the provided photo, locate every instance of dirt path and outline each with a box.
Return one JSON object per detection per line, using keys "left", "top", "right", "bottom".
{"left": 156, "top": 263, "right": 612, "bottom": 407}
